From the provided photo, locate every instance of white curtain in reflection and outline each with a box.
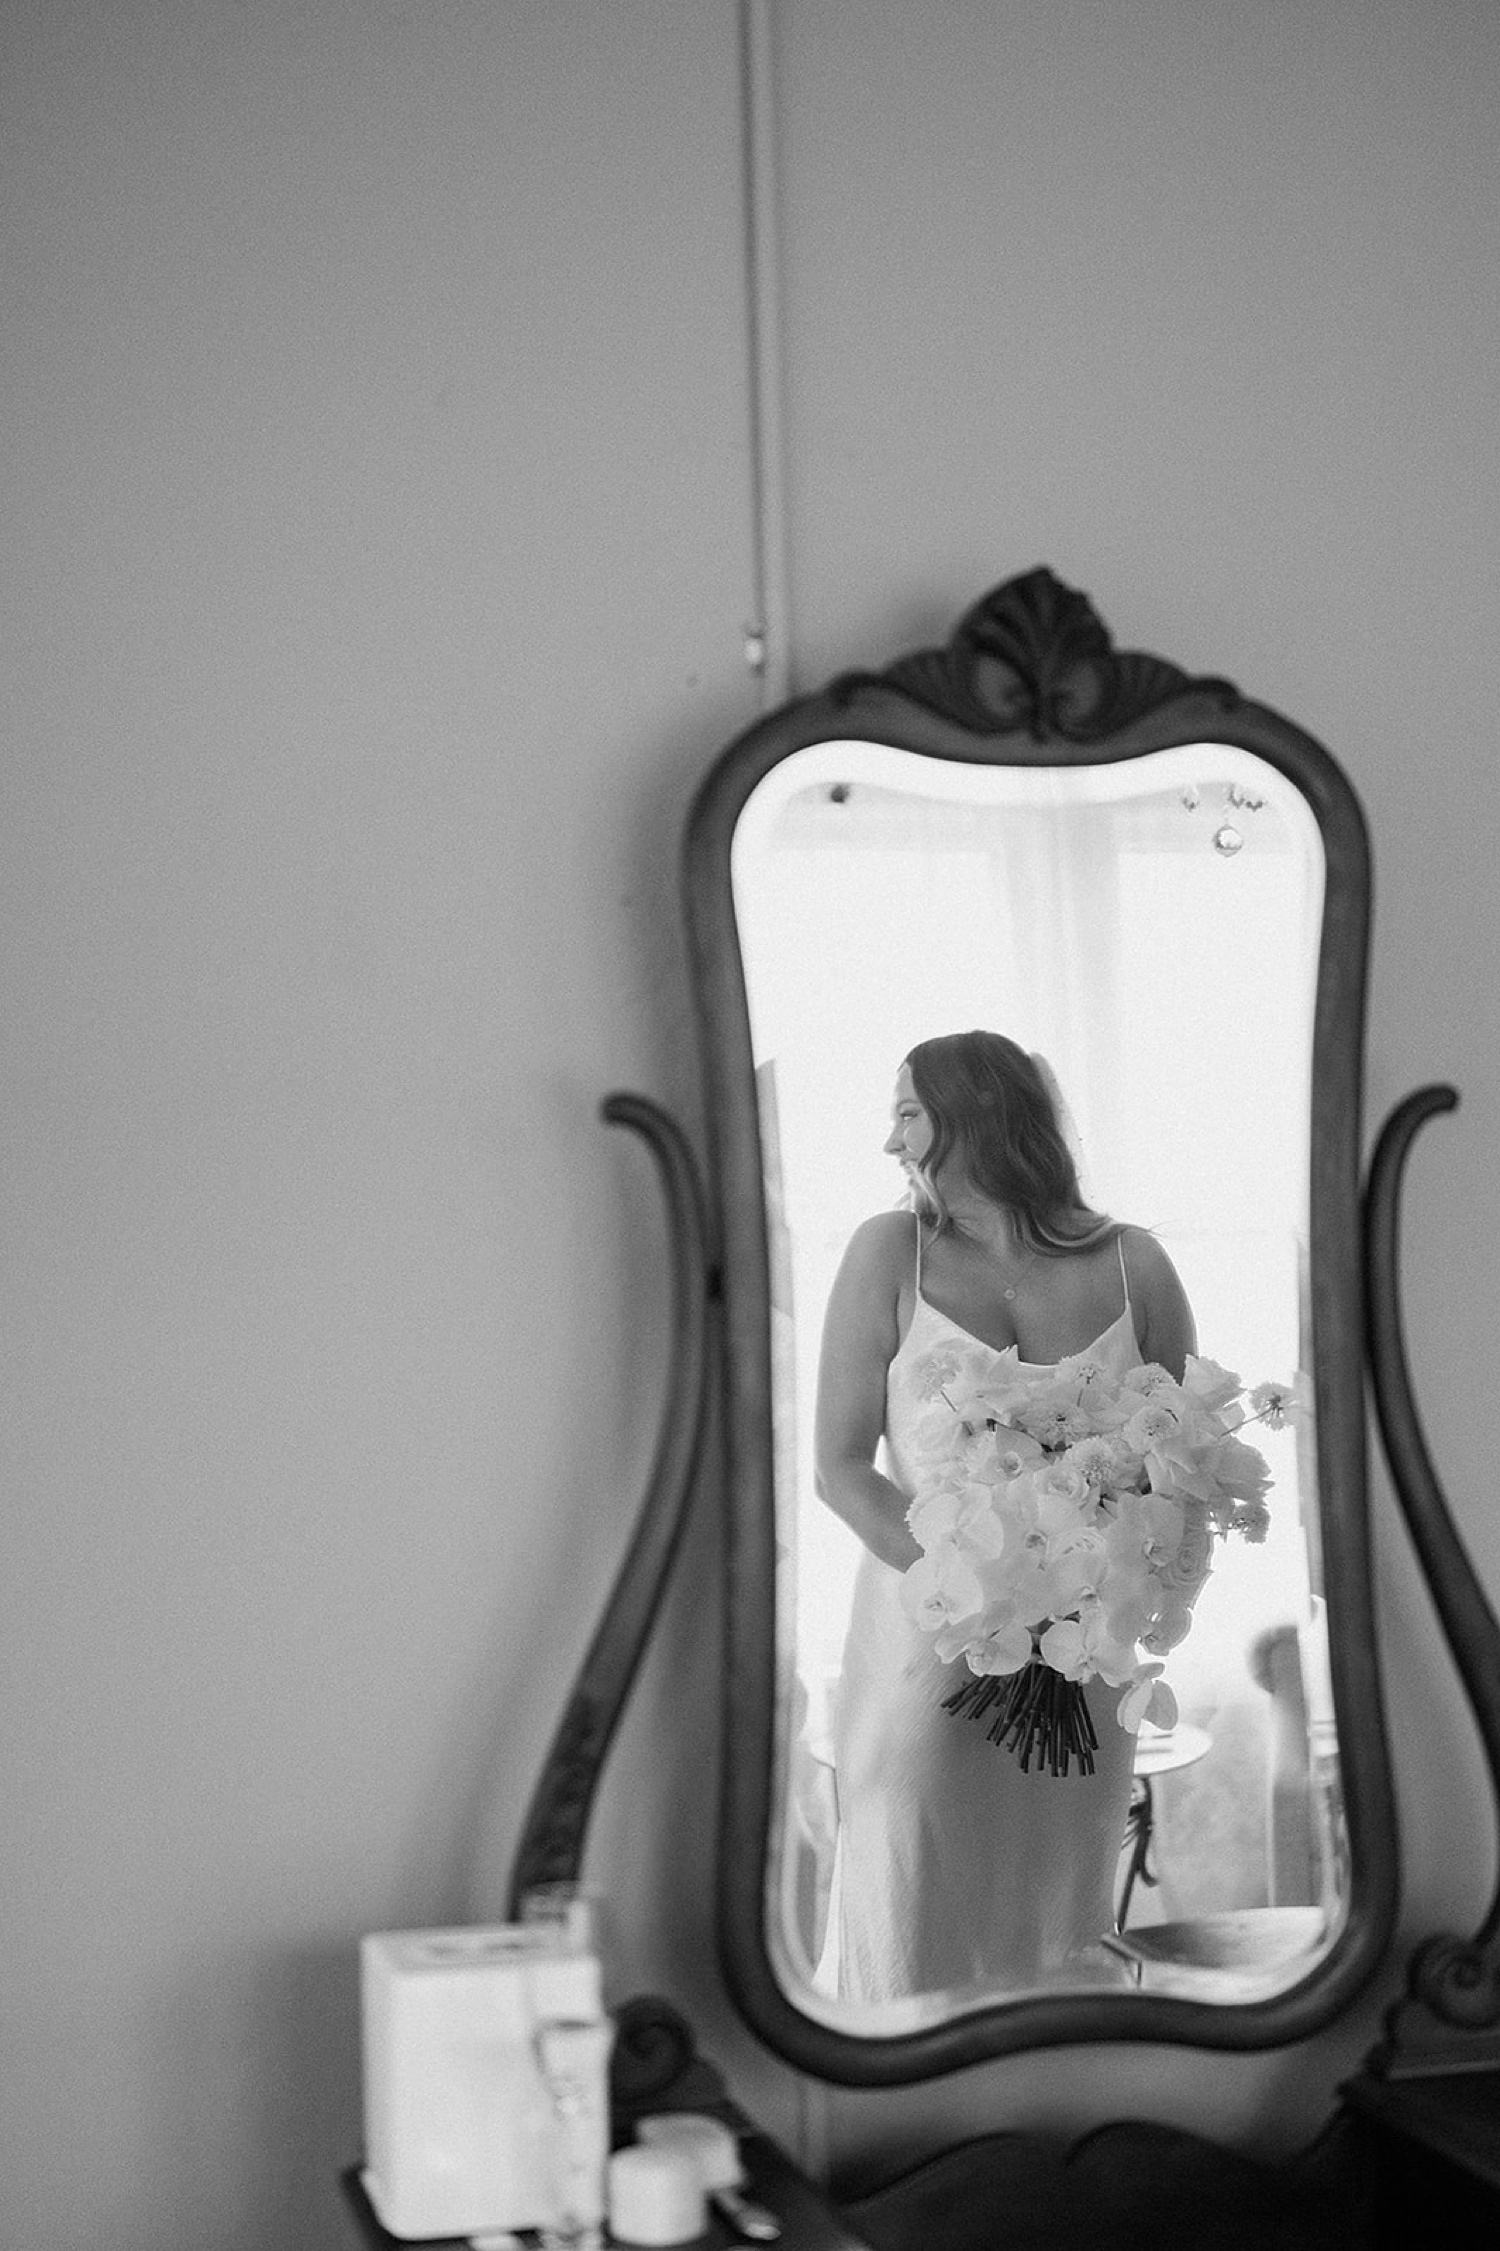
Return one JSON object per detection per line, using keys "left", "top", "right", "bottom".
{"left": 744, "top": 790, "right": 1132, "bottom": 1689}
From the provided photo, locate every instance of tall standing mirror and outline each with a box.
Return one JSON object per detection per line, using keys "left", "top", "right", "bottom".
{"left": 685, "top": 572, "right": 1397, "bottom": 2082}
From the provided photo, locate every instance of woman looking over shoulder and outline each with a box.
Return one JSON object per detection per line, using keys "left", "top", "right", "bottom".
{"left": 815, "top": 1031, "right": 1195, "bottom": 1569}
{"left": 811, "top": 1030, "right": 1197, "bottom": 2004}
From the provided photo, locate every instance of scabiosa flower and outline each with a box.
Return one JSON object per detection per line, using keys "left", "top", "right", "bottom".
{"left": 1248, "top": 1379, "right": 1296, "bottom": 1431}
{"left": 1062, "top": 1434, "right": 1123, "bottom": 1489}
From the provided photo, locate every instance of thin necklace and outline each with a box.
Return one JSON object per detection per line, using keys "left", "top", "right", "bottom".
{"left": 994, "top": 1246, "right": 1031, "bottom": 1301}
{"left": 953, "top": 1211, "right": 1030, "bottom": 1300}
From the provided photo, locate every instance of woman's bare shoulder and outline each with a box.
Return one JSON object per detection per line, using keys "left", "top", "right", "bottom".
{"left": 821, "top": 1210, "right": 916, "bottom": 1364}
{"left": 1116, "top": 1222, "right": 1178, "bottom": 1280}
{"left": 1116, "top": 1222, "right": 1192, "bottom": 1309}
{"left": 1116, "top": 1224, "right": 1197, "bottom": 1366}
{"left": 840, "top": 1207, "right": 920, "bottom": 1278}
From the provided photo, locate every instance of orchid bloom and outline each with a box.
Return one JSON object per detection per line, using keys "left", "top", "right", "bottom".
{"left": 1117, "top": 1664, "right": 1179, "bottom": 1733}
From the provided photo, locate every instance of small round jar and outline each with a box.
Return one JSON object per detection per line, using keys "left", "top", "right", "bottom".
{"left": 606, "top": 2145, "right": 707, "bottom": 2246}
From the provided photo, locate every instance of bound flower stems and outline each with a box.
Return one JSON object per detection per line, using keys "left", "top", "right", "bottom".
{"left": 943, "top": 1655, "right": 1100, "bottom": 1776}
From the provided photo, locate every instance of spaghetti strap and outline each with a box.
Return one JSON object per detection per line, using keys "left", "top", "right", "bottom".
{"left": 913, "top": 1211, "right": 924, "bottom": 1291}
{"left": 1116, "top": 1232, "right": 1131, "bottom": 1311}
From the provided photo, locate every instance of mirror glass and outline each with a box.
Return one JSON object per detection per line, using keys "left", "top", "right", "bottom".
{"left": 730, "top": 737, "right": 1346, "bottom": 2033}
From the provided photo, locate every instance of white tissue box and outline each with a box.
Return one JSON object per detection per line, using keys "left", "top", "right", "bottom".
{"left": 360, "top": 1922, "right": 604, "bottom": 2240}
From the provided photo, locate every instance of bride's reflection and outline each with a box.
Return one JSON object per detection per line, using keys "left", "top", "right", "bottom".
{"left": 812, "top": 1032, "right": 1198, "bottom": 2000}
{"left": 734, "top": 739, "right": 1341, "bottom": 2020}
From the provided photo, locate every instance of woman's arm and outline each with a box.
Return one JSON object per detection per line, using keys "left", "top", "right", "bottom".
{"left": 1123, "top": 1226, "right": 1198, "bottom": 1381}
{"left": 813, "top": 1213, "right": 923, "bottom": 1572}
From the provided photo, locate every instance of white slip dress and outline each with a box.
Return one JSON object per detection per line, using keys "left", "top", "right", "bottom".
{"left": 826, "top": 1228, "right": 1143, "bottom": 2004}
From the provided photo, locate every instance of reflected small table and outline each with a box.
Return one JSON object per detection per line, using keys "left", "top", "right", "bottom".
{"left": 1116, "top": 1722, "right": 1213, "bottom": 1928}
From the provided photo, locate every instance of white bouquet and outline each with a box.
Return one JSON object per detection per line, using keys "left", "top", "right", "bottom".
{"left": 898, "top": 1346, "right": 1295, "bottom": 1775}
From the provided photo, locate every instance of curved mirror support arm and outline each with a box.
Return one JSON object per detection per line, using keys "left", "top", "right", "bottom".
{"left": 1364, "top": 1085, "right": 1500, "bottom": 2076}
{"left": 507, "top": 1094, "right": 713, "bottom": 1912}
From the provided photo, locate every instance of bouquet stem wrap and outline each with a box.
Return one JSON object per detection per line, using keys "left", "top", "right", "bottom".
{"left": 942, "top": 1654, "right": 1099, "bottom": 1776}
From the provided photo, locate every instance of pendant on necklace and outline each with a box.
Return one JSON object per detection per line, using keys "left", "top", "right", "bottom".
{"left": 1003, "top": 1285, "right": 1017, "bottom": 1300}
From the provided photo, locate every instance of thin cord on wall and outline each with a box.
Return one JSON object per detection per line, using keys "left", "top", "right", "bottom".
{"left": 738, "top": 0, "right": 792, "bottom": 710}
{"left": 737, "top": 0, "right": 831, "bottom": 2180}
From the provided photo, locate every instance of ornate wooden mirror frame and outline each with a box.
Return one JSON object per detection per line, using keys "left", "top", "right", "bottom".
{"left": 507, "top": 570, "right": 1500, "bottom": 2094}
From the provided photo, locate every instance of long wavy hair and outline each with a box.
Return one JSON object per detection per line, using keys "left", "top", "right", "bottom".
{"left": 904, "top": 1031, "right": 1119, "bottom": 1255}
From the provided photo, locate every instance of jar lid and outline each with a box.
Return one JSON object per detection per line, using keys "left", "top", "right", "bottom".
{"left": 636, "top": 2110, "right": 743, "bottom": 2191}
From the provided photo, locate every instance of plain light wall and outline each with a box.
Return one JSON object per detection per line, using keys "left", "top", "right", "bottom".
{"left": 2, "top": 1, "right": 1498, "bottom": 2243}
{"left": 2, "top": 6, "right": 761, "bottom": 2246}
